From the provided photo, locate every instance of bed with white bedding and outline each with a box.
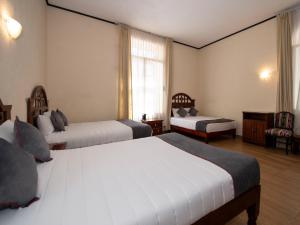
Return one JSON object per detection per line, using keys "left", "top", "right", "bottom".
{"left": 171, "top": 116, "right": 236, "bottom": 133}
{"left": 45, "top": 120, "right": 133, "bottom": 149}
{"left": 0, "top": 133, "right": 260, "bottom": 225}
{"left": 171, "top": 93, "right": 236, "bottom": 143}
{"left": 27, "top": 86, "right": 152, "bottom": 149}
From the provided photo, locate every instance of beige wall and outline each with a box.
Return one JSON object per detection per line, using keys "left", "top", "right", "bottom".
{"left": 198, "top": 19, "right": 278, "bottom": 135}
{"left": 46, "top": 7, "right": 200, "bottom": 122}
{"left": 172, "top": 43, "right": 201, "bottom": 109}
{"left": 0, "top": 0, "right": 46, "bottom": 120}
{"left": 46, "top": 7, "right": 119, "bottom": 123}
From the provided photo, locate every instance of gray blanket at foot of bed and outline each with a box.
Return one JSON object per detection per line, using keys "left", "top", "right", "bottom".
{"left": 118, "top": 120, "right": 153, "bottom": 139}
{"left": 158, "top": 133, "right": 260, "bottom": 197}
{"left": 196, "top": 118, "right": 234, "bottom": 132}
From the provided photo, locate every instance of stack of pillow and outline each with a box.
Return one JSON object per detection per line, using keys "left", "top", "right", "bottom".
{"left": 37, "top": 109, "right": 68, "bottom": 136}
{"left": 172, "top": 106, "right": 198, "bottom": 117}
{"left": 0, "top": 112, "right": 64, "bottom": 210}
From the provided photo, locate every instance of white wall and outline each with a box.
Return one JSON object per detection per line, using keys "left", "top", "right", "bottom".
{"left": 198, "top": 19, "right": 278, "bottom": 135}
{"left": 46, "top": 7, "right": 200, "bottom": 122}
{"left": 0, "top": 0, "right": 46, "bottom": 120}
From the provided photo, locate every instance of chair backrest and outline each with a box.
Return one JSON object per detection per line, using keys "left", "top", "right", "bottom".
{"left": 275, "top": 112, "right": 294, "bottom": 130}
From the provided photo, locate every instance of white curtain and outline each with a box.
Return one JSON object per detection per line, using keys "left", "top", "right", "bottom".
{"left": 292, "top": 8, "right": 300, "bottom": 134}
{"left": 130, "top": 30, "right": 170, "bottom": 124}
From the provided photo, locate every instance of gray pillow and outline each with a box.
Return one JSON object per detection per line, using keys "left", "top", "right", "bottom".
{"left": 177, "top": 107, "right": 188, "bottom": 117}
{"left": 56, "top": 109, "right": 68, "bottom": 126}
{"left": 189, "top": 107, "right": 199, "bottom": 116}
{"left": 0, "top": 138, "right": 39, "bottom": 209}
{"left": 50, "top": 111, "right": 65, "bottom": 132}
{"left": 14, "top": 117, "right": 52, "bottom": 162}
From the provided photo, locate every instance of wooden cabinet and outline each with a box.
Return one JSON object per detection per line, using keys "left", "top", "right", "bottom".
{"left": 142, "top": 119, "right": 163, "bottom": 136}
{"left": 243, "top": 112, "right": 274, "bottom": 146}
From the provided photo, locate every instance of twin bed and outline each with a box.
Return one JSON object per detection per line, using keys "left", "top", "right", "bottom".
{"left": 26, "top": 86, "right": 152, "bottom": 149}
{"left": 0, "top": 93, "right": 260, "bottom": 225}
{"left": 170, "top": 93, "right": 236, "bottom": 143}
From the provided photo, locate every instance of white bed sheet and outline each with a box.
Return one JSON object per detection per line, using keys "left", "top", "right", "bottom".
{"left": 45, "top": 120, "right": 133, "bottom": 149}
{"left": 170, "top": 116, "right": 236, "bottom": 133}
{"left": 0, "top": 137, "right": 234, "bottom": 225}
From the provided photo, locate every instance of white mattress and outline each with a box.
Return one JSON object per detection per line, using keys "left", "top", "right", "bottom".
{"left": 0, "top": 137, "right": 234, "bottom": 225}
{"left": 45, "top": 120, "right": 133, "bottom": 149}
{"left": 170, "top": 116, "right": 236, "bottom": 133}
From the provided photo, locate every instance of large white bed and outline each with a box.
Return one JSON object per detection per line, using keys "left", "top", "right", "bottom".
{"left": 1, "top": 136, "right": 234, "bottom": 225}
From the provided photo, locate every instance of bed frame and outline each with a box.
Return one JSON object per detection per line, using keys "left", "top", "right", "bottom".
{"left": 193, "top": 185, "right": 260, "bottom": 225}
{"left": 0, "top": 99, "right": 12, "bottom": 125}
{"left": 171, "top": 93, "right": 236, "bottom": 143}
{"left": 27, "top": 85, "right": 49, "bottom": 127}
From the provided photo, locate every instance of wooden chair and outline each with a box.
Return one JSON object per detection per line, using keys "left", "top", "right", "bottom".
{"left": 265, "top": 112, "right": 294, "bottom": 154}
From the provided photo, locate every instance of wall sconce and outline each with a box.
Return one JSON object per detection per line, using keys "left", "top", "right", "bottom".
{"left": 259, "top": 69, "right": 271, "bottom": 80}
{"left": 3, "top": 16, "right": 22, "bottom": 39}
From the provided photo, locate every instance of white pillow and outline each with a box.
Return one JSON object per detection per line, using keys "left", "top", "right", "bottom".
{"left": 0, "top": 120, "right": 14, "bottom": 143}
{"left": 172, "top": 108, "right": 191, "bottom": 117}
{"left": 43, "top": 111, "right": 51, "bottom": 118}
{"left": 37, "top": 115, "right": 54, "bottom": 136}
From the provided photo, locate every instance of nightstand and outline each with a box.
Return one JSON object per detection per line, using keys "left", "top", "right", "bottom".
{"left": 142, "top": 119, "right": 163, "bottom": 136}
{"left": 49, "top": 142, "right": 67, "bottom": 150}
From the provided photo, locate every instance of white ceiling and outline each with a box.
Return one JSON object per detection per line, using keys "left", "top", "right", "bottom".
{"left": 49, "top": 0, "right": 300, "bottom": 48}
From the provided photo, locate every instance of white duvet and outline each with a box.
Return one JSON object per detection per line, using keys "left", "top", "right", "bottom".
{"left": 170, "top": 116, "right": 236, "bottom": 133}
{"left": 0, "top": 137, "right": 234, "bottom": 225}
{"left": 46, "top": 120, "right": 133, "bottom": 149}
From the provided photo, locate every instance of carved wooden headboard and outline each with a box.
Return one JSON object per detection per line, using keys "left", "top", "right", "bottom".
{"left": 0, "top": 99, "right": 12, "bottom": 125}
{"left": 171, "top": 93, "right": 195, "bottom": 116}
{"left": 172, "top": 93, "right": 195, "bottom": 108}
{"left": 27, "top": 86, "right": 49, "bottom": 126}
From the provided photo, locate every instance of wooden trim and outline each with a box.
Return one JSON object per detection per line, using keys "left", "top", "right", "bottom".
{"left": 198, "top": 16, "right": 276, "bottom": 49}
{"left": 45, "top": 1, "right": 199, "bottom": 50}
{"left": 171, "top": 125, "right": 236, "bottom": 143}
{"left": 193, "top": 185, "right": 260, "bottom": 225}
{"left": 0, "top": 99, "right": 12, "bottom": 125}
{"left": 27, "top": 86, "right": 49, "bottom": 126}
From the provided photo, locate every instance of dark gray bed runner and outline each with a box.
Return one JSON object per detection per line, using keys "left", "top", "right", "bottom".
{"left": 196, "top": 119, "right": 234, "bottom": 132}
{"left": 118, "top": 119, "right": 152, "bottom": 139}
{"left": 158, "top": 133, "right": 260, "bottom": 197}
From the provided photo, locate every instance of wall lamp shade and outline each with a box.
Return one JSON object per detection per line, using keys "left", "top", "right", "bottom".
{"left": 259, "top": 69, "right": 271, "bottom": 80}
{"left": 4, "top": 16, "right": 22, "bottom": 39}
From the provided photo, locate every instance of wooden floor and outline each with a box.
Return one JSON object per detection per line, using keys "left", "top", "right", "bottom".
{"left": 208, "top": 137, "right": 300, "bottom": 225}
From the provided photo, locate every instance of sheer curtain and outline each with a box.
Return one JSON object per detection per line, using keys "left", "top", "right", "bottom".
{"left": 292, "top": 8, "right": 300, "bottom": 134}
{"left": 130, "top": 30, "right": 171, "bottom": 127}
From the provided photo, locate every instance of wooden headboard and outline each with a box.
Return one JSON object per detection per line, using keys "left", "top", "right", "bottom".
{"left": 0, "top": 99, "right": 12, "bottom": 125}
{"left": 27, "top": 86, "right": 49, "bottom": 126}
{"left": 172, "top": 93, "right": 195, "bottom": 108}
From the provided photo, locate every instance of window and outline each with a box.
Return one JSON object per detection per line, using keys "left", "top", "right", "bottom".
{"left": 131, "top": 31, "right": 166, "bottom": 121}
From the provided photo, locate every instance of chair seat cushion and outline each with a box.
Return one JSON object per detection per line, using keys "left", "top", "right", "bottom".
{"left": 265, "top": 128, "right": 292, "bottom": 137}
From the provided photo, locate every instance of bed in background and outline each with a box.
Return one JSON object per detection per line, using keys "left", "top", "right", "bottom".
{"left": 26, "top": 86, "right": 152, "bottom": 149}
{"left": 0, "top": 132, "right": 260, "bottom": 225}
{"left": 170, "top": 93, "right": 236, "bottom": 143}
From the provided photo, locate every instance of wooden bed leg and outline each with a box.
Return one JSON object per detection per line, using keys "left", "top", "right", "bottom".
{"left": 205, "top": 135, "right": 209, "bottom": 144}
{"left": 232, "top": 129, "right": 236, "bottom": 139}
{"left": 247, "top": 202, "right": 259, "bottom": 225}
